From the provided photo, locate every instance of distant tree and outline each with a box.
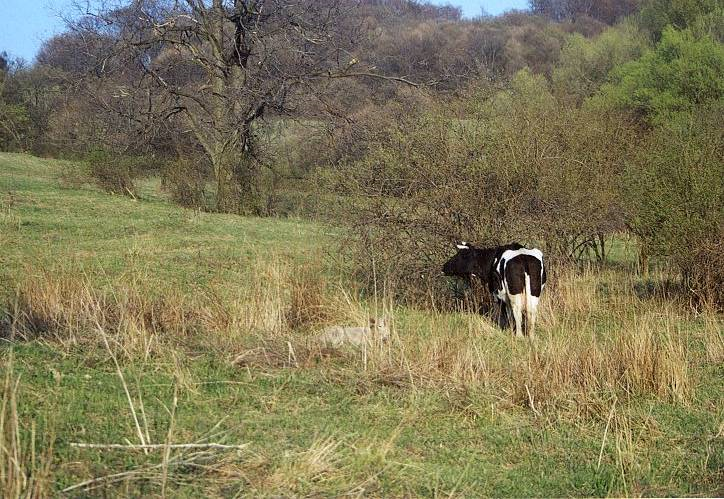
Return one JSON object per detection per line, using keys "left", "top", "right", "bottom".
{"left": 638, "top": 0, "right": 722, "bottom": 40}
{"left": 358, "top": 0, "right": 461, "bottom": 21}
{"left": 530, "top": 0, "right": 572, "bottom": 20}
{"left": 0, "top": 54, "right": 31, "bottom": 151}
{"left": 552, "top": 21, "right": 649, "bottom": 103}
{"left": 35, "top": 31, "right": 157, "bottom": 156}
{"left": 36, "top": 33, "right": 112, "bottom": 76}
{"left": 530, "top": 0, "right": 642, "bottom": 24}
{"left": 592, "top": 26, "right": 724, "bottom": 125}
{"left": 501, "top": 15, "right": 568, "bottom": 76}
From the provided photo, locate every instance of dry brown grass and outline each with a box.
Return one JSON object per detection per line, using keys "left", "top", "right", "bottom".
{"left": 703, "top": 314, "right": 724, "bottom": 364}
{"left": 4, "top": 261, "right": 717, "bottom": 419}
{"left": 264, "top": 435, "right": 343, "bottom": 493}
{"left": 249, "top": 429, "right": 409, "bottom": 496}
{"left": 4, "top": 260, "right": 371, "bottom": 359}
{"left": 7, "top": 269, "right": 206, "bottom": 359}
{"left": 310, "top": 268, "right": 699, "bottom": 417}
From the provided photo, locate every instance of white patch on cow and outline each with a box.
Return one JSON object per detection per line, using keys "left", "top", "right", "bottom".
{"left": 499, "top": 248, "right": 543, "bottom": 266}
{"left": 456, "top": 243, "right": 469, "bottom": 250}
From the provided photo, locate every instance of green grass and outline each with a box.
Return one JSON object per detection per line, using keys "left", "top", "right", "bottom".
{"left": 0, "top": 153, "right": 332, "bottom": 292}
{"left": 7, "top": 340, "right": 722, "bottom": 497}
{"left": 1, "top": 152, "right": 722, "bottom": 496}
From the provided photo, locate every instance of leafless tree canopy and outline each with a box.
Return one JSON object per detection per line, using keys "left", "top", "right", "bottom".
{"left": 62, "top": 0, "right": 387, "bottom": 212}
{"left": 529, "top": 0, "right": 641, "bottom": 24}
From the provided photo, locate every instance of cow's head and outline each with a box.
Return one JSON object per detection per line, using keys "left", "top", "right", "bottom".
{"left": 442, "top": 242, "right": 484, "bottom": 278}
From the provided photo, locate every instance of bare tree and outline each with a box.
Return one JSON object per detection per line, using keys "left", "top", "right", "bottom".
{"left": 529, "top": 0, "right": 640, "bottom": 24}
{"left": 68, "top": 0, "right": 408, "bottom": 213}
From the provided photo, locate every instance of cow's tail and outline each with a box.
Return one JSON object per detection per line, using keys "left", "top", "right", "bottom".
{"left": 523, "top": 273, "right": 530, "bottom": 334}
{"left": 524, "top": 265, "right": 541, "bottom": 337}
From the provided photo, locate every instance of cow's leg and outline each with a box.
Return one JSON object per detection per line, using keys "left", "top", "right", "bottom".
{"left": 509, "top": 293, "right": 524, "bottom": 337}
{"left": 503, "top": 262, "right": 526, "bottom": 338}
{"left": 494, "top": 286, "right": 510, "bottom": 330}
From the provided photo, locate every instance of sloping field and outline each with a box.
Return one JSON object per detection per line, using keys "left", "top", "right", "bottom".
{"left": 0, "top": 152, "right": 722, "bottom": 496}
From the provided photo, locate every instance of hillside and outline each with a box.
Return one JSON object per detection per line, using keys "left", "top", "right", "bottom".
{"left": 1, "top": 153, "right": 722, "bottom": 496}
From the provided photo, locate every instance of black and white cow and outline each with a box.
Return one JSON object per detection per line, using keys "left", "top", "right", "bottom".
{"left": 442, "top": 242, "right": 546, "bottom": 337}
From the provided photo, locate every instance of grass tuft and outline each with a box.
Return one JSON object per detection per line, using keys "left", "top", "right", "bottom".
{"left": 0, "top": 354, "right": 54, "bottom": 498}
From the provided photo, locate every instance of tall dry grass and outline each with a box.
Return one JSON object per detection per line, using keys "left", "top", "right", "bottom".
{"left": 0, "top": 354, "right": 54, "bottom": 498}
{"left": 3, "top": 261, "right": 370, "bottom": 359}
{"left": 6, "top": 269, "right": 206, "bottom": 359}
{"left": 4, "top": 261, "right": 718, "bottom": 418}
{"left": 301, "top": 267, "right": 701, "bottom": 417}
{"left": 4, "top": 257, "right": 720, "bottom": 494}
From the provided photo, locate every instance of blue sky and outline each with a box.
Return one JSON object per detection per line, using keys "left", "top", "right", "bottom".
{"left": 0, "top": 0, "right": 529, "bottom": 62}
{"left": 436, "top": 0, "right": 529, "bottom": 18}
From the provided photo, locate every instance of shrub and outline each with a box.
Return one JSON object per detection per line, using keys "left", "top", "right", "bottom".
{"left": 688, "top": 237, "right": 724, "bottom": 309}
{"left": 624, "top": 104, "right": 723, "bottom": 309}
{"left": 330, "top": 71, "right": 636, "bottom": 295}
{"left": 552, "top": 21, "right": 650, "bottom": 103}
{"left": 85, "top": 150, "right": 137, "bottom": 196}
{"left": 0, "top": 102, "right": 30, "bottom": 152}
{"left": 161, "top": 158, "right": 208, "bottom": 209}
{"left": 638, "top": 0, "right": 722, "bottom": 40}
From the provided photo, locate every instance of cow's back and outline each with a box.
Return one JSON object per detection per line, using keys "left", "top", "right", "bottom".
{"left": 499, "top": 248, "right": 545, "bottom": 297}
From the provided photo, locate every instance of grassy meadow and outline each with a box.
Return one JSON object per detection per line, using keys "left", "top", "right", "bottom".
{"left": 1, "top": 152, "right": 722, "bottom": 497}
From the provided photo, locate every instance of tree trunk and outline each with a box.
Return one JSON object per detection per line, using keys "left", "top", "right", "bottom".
{"left": 208, "top": 1, "right": 257, "bottom": 215}
{"left": 213, "top": 149, "right": 258, "bottom": 215}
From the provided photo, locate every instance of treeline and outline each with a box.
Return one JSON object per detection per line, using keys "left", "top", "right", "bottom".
{"left": 0, "top": 0, "right": 649, "bottom": 156}
{"left": 1, "top": 0, "right": 722, "bottom": 307}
